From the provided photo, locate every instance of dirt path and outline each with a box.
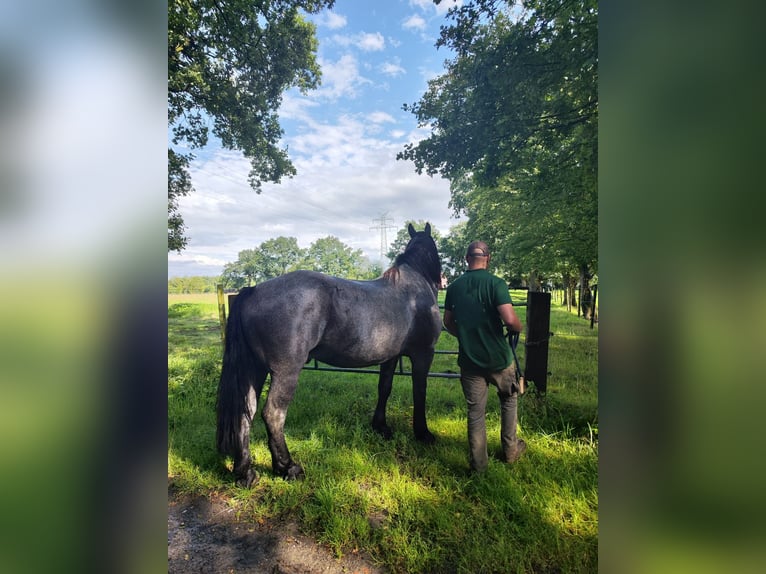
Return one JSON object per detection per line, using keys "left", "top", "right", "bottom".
{"left": 168, "top": 486, "right": 386, "bottom": 574}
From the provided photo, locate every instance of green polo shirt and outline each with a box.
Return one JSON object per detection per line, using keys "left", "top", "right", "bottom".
{"left": 444, "top": 269, "right": 513, "bottom": 372}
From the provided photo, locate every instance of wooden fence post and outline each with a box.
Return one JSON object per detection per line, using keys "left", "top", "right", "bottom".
{"left": 590, "top": 284, "right": 598, "bottom": 329}
{"left": 525, "top": 291, "right": 551, "bottom": 394}
{"left": 216, "top": 284, "right": 226, "bottom": 342}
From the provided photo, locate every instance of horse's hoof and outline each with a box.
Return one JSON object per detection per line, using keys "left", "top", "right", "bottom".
{"left": 372, "top": 424, "right": 393, "bottom": 440}
{"left": 415, "top": 429, "right": 436, "bottom": 444}
{"left": 284, "top": 464, "right": 305, "bottom": 481}
{"left": 235, "top": 468, "right": 259, "bottom": 488}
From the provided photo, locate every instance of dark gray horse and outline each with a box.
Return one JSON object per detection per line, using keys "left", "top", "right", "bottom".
{"left": 216, "top": 223, "right": 442, "bottom": 486}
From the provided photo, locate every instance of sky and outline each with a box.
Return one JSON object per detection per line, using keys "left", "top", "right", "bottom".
{"left": 168, "top": 0, "right": 466, "bottom": 278}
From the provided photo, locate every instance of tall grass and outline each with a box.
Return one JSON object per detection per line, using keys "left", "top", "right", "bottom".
{"left": 168, "top": 291, "right": 598, "bottom": 573}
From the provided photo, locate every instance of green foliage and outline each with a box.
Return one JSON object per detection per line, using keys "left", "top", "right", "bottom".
{"left": 401, "top": 0, "right": 597, "bottom": 286}
{"left": 168, "top": 295, "right": 598, "bottom": 573}
{"left": 168, "top": 275, "right": 220, "bottom": 293}
{"left": 221, "top": 236, "right": 305, "bottom": 289}
{"left": 260, "top": 236, "right": 305, "bottom": 276}
{"left": 301, "top": 236, "right": 368, "bottom": 278}
{"left": 168, "top": 148, "right": 192, "bottom": 252}
{"left": 437, "top": 221, "right": 470, "bottom": 284}
{"left": 168, "top": 0, "right": 336, "bottom": 250}
{"left": 220, "top": 235, "right": 375, "bottom": 288}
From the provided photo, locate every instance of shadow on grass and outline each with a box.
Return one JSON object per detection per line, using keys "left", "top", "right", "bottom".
{"left": 519, "top": 390, "right": 598, "bottom": 440}
{"left": 168, "top": 349, "right": 597, "bottom": 573}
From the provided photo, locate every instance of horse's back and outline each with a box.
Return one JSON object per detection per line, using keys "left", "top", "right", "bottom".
{"left": 313, "top": 267, "right": 441, "bottom": 365}
{"left": 237, "top": 268, "right": 440, "bottom": 370}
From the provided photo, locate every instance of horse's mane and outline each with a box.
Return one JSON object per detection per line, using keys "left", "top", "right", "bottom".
{"left": 382, "top": 231, "right": 441, "bottom": 288}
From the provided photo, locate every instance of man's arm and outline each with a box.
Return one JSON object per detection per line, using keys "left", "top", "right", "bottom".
{"left": 443, "top": 309, "right": 458, "bottom": 337}
{"left": 497, "top": 303, "right": 522, "bottom": 333}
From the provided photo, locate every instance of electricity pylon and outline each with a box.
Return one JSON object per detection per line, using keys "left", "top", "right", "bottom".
{"left": 370, "top": 212, "right": 396, "bottom": 266}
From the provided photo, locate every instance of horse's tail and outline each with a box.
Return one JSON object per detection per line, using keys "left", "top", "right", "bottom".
{"left": 216, "top": 288, "right": 264, "bottom": 456}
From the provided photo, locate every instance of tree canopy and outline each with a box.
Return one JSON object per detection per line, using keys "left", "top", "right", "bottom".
{"left": 220, "top": 235, "right": 373, "bottom": 289}
{"left": 221, "top": 236, "right": 304, "bottom": 289}
{"left": 400, "top": 0, "right": 597, "bottom": 290}
{"left": 301, "top": 236, "right": 368, "bottom": 278}
{"left": 168, "top": 0, "right": 335, "bottom": 251}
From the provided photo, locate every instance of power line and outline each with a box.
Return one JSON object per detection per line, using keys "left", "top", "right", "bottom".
{"left": 370, "top": 212, "right": 396, "bottom": 266}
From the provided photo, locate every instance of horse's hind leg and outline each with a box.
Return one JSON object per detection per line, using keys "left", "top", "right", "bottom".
{"left": 232, "top": 382, "right": 261, "bottom": 488}
{"left": 372, "top": 357, "right": 397, "bottom": 439}
{"left": 262, "top": 370, "right": 304, "bottom": 480}
{"left": 410, "top": 351, "right": 436, "bottom": 444}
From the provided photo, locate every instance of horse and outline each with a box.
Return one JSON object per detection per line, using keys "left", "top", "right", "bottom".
{"left": 216, "top": 223, "right": 442, "bottom": 487}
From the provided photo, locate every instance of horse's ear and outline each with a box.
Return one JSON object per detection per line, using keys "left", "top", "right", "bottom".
{"left": 425, "top": 223, "right": 431, "bottom": 236}
{"left": 408, "top": 223, "right": 416, "bottom": 238}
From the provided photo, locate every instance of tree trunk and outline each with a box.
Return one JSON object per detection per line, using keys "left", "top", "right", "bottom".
{"left": 528, "top": 270, "right": 541, "bottom": 292}
{"left": 579, "top": 264, "right": 592, "bottom": 320}
{"left": 570, "top": 276, "right": 577, "bottom": 314}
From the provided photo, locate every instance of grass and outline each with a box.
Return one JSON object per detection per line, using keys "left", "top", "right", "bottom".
{"left": 168, "top": 290, "right": 598, "bottom": 573}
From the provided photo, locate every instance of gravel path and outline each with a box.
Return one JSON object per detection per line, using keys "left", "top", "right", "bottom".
{"left": 168, "top": 486, "right": 386, "bottom": 574}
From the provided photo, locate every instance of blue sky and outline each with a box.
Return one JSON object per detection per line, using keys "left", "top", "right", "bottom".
{"left": 168, "top": 0, "right": 465, "bottom": 278}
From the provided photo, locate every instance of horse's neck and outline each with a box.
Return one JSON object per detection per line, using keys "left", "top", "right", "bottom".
{"left": 398, "top": 264, "right": 439, "bottom": 297}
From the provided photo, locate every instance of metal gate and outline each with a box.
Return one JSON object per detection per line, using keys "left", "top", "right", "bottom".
{"left": 217, "top": 286, "right": 550, "bottom": 391}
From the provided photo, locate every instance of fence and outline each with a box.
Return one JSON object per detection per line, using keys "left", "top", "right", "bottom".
{"left": 217, "top": 285, "right": 551, "bottom": 393}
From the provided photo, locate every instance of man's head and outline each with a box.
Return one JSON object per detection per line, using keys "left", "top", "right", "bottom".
{"left": 466, "top": 240, "right": 490, "bottom": 269}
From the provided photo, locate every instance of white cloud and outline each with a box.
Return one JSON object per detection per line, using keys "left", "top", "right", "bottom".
{"left": 168, "top": 253, "right": 227, "bottom": 267}
{"left": 358, "top": 32, "right": 385, "bottom": 51}
{"left": 166, "top": 4, "right": 471, "bottom": 279}
{"left": 409, "top": 0, "right": 461, "bottom": 15}
{"left": 279, "top": 93, "right": 320, "bottom": 121}
{"left": 331, "top": 32, "right": 385, "bottom": 51}
{"left": 433, "top": 0, "right": 462, "bottom": 15}
{"left": 408, "top": 0, "right": 433, "bottom": 10}
{"left": 380, "top": 60, "right": 406, "bottom": 77}
{"left": 403, "top": 14, "right": 427, "bottom": 32}
{"left": 171, "top": 115, "right": 461, "bottom": 277}
{"left": 368, "top": 111, "right": 396, "bottom": 124}
{"left": 316, "top": 11, "right": 347, "bottom": 29}
{"left": 314, "top": 54, "right": 371, "bottom": 100}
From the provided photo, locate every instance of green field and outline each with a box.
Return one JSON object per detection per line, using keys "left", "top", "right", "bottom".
{"left": 168, "top": 290, "right": 598, "bottom": 573}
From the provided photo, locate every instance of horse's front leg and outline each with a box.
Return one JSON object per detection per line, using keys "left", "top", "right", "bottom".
{"left": 410, "top": 350, "right": 436, "bottom": 444}
{"left": 262, "top": 371, "right": 304, "bottom": 480}
{"left": 372, "top": 357, "right": 397, "bottom": 439}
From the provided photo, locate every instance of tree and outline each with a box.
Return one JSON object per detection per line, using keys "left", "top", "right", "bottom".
{"left": 399, "top": 0, "right": 597, "bottom": 291}
{"left": 301, "top": 236, "right": 367, "bottom": 278}
{"left": 168, "top": 149, "right": 192, "bottom": 252}
{"left": 167, "top": 275, "right": 218, "bottom": 293}
{"left": 220, "top": 236, "right": 306, "bottom": 289}
{"left": 258, "top": 236, "right": 305, "bottom": 278}
{"left": 168, "top": 0, "right": 335, "bottom": 251}
{"left": 366, "top": 262, "right": 385, "bottom": 280}
{"left": 438, "top": 221, "right": 470, "bottom": 284}
{"left": 221, "top": 248, "right": 260, "bottom": 289}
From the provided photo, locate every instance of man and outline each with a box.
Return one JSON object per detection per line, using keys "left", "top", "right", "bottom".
{"left": 443, "top": 240, "right": 526, "bottom": 473}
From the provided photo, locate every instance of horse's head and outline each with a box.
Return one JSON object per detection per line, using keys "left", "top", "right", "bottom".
{"left": 396, "top": 223, "right": 441, "bottom": 288}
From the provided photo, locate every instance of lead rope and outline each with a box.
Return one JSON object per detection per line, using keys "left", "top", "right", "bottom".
{"left": 507, "top": 328, "right": 526, "bottom": 394}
